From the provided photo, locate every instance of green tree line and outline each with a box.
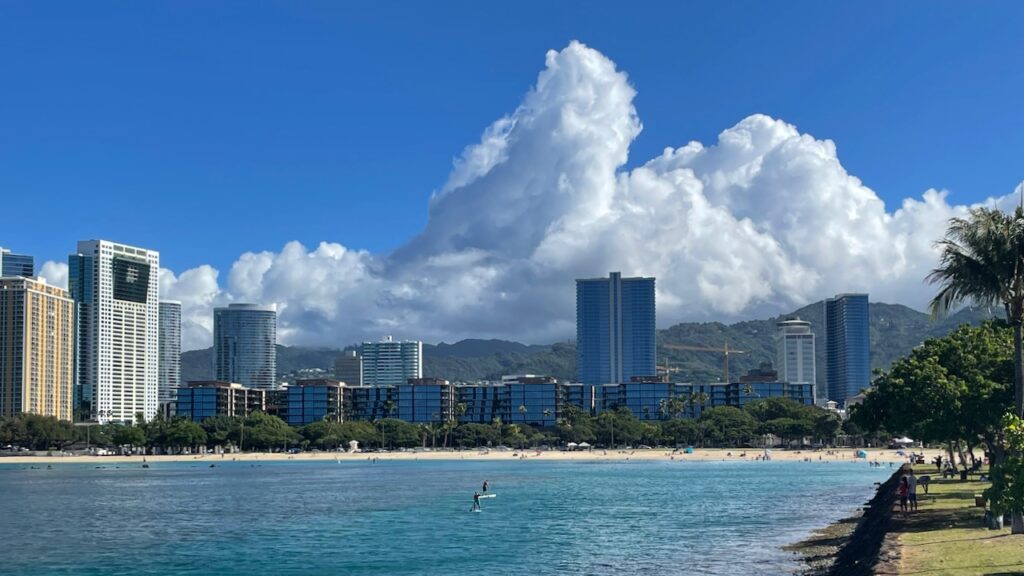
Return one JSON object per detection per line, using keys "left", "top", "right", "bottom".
{"left": 2, "top": 396, "right": 847, "bottom": 453}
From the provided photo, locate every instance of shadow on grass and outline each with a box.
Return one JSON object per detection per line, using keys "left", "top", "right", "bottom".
{"left": 896, "top": 505, "right": 984, "bottom": 536}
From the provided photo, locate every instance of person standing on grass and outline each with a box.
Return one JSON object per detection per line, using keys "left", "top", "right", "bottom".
{"left": 907, "top": 469, "right": 918, "bottom": 512}
{"left": 898, "top": 477, "right": 910, "bottom": 518}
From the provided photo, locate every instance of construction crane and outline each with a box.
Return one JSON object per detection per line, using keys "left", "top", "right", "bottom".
{"left": 662, "top": 342, "right": 750, "bottom": 383}
{"left": 656, "top": 359, "right": 686, "bottom": 383}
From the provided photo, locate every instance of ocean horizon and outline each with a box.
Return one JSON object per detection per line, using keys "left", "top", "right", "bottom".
{"left": 0, "top": 459, "right": 891, "bottom": 575}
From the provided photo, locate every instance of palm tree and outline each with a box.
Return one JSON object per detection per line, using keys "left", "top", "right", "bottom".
{"left": 928, "top": 205, "right": 1024, "bottom": 533}
{"left": 378, "top": 399, "right": 397, "bottom": 449}
{"left": 430, "top": 412, "right": 440, "bottom": 449}
{"left": 928, "top": 206, "right": 1024, "bottom": 418}
{"left": 659, "top": 397, "right": 687, "bottom": 420}
{"left": 444, "top": 402, "right": 467, "bottom": 449}
{"left": 688, "top": 392, "right": 710, "bottom": 417}
{"left": 518, "top": 404, "right": 528, "bottom": 424}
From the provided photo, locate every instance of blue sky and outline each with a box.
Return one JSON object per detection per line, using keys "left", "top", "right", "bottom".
{"left": 3, "top": 2, "right": 1024, "bottom": 348}
{"left": 3, "top": 2, "right": 1022, "bottom": 274}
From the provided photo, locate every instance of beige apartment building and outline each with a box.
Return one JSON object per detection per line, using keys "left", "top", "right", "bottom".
{"left": 0, "top": 277, "right": 75, "bottom": 420}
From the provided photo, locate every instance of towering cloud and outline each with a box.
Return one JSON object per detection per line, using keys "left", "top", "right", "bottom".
{"left": 38, "top": 41, "right": 1012, "bottom": 350}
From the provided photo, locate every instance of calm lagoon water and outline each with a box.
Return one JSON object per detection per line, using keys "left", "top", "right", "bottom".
{"left": 0, "top": 458, "right": 890, "bottom": 575}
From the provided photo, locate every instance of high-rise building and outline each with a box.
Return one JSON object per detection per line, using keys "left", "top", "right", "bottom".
{"left": 361, "top": 336, "right": 421, "bottom": 387}
{"left": 334, "top": 350, "right": 363, "bottom": 386}
{"left": 213, "top": 303, "right": 277, "bottom": 389}
{"left": 576, "top": 272, "right": 656, "bottom": 385}
{"left": 0, "top": 247, "right": 34, "bottom": 277}
{"left": 0, "top": 277, "right": 75, "bottom": 420}
{"left": 776, "top": 319, "right": 816, "bottom": 389}
{"left": 825, "top": 293, "right": 870, "bottom": 406}
{"left": 158, "top": 301, "right": 181, "bottom": 413}
{"left": 69, "top": 240, "right": 160, "bottom": 423}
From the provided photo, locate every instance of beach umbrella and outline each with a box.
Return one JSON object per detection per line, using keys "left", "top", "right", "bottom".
{"left": 566, "top": 442, "right": 578, "bottom": 450}
{"left": 578, "top": 442, "right": 591, "bottom": 449}
{"left": 894, "top": 437, "right": 915, "bottom": 444}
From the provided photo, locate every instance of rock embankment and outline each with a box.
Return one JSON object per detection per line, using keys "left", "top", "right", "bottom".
{"left": 790, "top": 464, "right": 907, "bottom": 575}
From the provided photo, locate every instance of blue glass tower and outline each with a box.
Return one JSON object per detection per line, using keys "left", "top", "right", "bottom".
{"left": 825, "top": 293, "right": 870, "bottom": 405}
{"left": 0, "top": 248, "right": 34, "bottom": 277}
{"left": 214, "top": 303, "right": 277, "bottom": 389}
{"left": 576, "top": 272, "right": 656, "bottom": 385}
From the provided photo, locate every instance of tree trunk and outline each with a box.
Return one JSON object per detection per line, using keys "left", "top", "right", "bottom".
{"left": 956, "top": 440, "right": 969, "bottom": 471}
{"left": 1016, "top": 321, "right": 1024, "bottom": 418}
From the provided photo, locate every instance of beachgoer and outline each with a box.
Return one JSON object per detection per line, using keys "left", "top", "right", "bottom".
{"left": 907, "top": 469, "right": 918, "bottom": 511}
{"left": 472, "top": 491, "right": 482, "bottom": 511}
{"left": 898, "top": 477, "right": 909, "bottom": 517}
{"left": 482, "top": 480, "right": 489, "bottom": 493}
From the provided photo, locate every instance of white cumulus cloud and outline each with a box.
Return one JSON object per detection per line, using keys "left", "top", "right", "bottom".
{"left": 37, "top": 41, "right": 1015, "bottom": 351}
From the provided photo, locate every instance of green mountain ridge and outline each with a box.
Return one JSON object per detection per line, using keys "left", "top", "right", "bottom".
{"left": 180, "top": 301, "right": 997, "bottom": 384}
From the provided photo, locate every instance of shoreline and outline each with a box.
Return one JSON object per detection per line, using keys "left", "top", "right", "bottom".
{"left": 0, "top": 447, "right": 938, "bottom": 465}
{"left": 789, "top": 464, "right": 906, "bottom": 575}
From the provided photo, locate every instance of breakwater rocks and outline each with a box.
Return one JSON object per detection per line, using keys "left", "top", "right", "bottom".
{"left": 790, "top": 464, "right": 907, "bottom": 576}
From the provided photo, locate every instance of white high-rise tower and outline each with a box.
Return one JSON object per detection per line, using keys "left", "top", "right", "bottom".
{"left": 776, "top": 318, "right": 816, "bottom": 388}
{"left": 69, "top": 240, "right": 160, "bottom": 423}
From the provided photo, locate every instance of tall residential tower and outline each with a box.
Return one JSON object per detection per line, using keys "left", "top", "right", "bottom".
{"left": 776, "top": 318, "right": 816, "bottom": 390}
{"left": 158, "top": 301, "right": 181, "bottom": 413}
{"left": 213, "top": 303, "right": 277, "bottom": 389}
{"left": 0, "top": 277, "right": 75, "bottom": 420}
{"left": 361, "top": 337, "right": 421, "bottom": 386}
{"left": 825, "top": 293, "right": 870, "bottom": 406}
{"left": 576, "top": 272, "right": 656, "bottom": 385}
{"left": 69, "top": 240, "right": 160, "bottom": 423}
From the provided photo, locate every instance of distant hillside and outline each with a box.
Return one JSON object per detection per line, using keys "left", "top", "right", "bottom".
{"left": 658, "top": 302, "right": 996, "bottom": 383}
{"left": 425, "top": 339, "right": 548, "bottom": 359}
{"left": 180, "top": 302, "right": 997, "bottom": 384}
{"left": 180, "top": 339, "right": 560, "bottom": 383}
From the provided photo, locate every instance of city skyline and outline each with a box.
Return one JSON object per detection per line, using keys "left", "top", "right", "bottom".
{"left": 5, "top": 5, "right": 1024, "bottom": 351}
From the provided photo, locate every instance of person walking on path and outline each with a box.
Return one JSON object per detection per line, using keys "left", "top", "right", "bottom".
{"left": 898, "top": 477, "right": 910, "bottom": 518}
{"left": 907, "top": 469, "right": 919, "bottom": 512}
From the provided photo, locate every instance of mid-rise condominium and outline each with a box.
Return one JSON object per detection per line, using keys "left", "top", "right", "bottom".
{"left": 0, "top": 277, "right": 75, "bottom": 420}
{"left": 576, "top": 272, "right": 656, "bottom": 385}
{"left": 214, "top": 303, "right": 277, "bottom": 389}
{"left": 69, "top": 240, "right": 160, "bottom": 423}
{"left": 158, "top": 301, "right": 181, "bottom": 412}
{"left": 825, "top": 293, "right": 870, "bottom": 406}
{"left": 776, "top": 318, "right": 816, "bottom": 389}
{"left": 0, "top": 247, "right": 34, "bottom": 277}
{"left": 361, "top": 336, "right": 421, "bottom": 386}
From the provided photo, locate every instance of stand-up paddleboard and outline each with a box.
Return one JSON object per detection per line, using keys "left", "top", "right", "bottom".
{"left": 480, "top": 494, "right": 497, "bottom": 499}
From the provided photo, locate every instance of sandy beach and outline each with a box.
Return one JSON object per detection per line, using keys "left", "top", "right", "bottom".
{"left": 0, "top": 447, "right": 939, "bottom": 466}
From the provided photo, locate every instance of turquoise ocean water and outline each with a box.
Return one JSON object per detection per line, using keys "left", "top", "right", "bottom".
{"left": 0, "top": 458, "right": 890, "bottom": 575}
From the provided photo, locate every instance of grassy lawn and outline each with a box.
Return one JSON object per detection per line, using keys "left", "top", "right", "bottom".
{"left": 896, "top": 474, "right": 1024, "bottom": 576}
